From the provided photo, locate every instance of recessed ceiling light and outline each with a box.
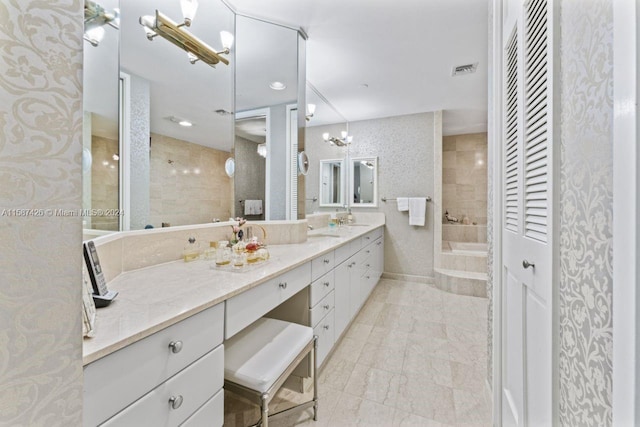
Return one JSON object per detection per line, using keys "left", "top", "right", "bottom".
{"left": 359, "top": 83, "right": 369, "bottom": 89}
{"left": 179, "top": 120, "right": 193, "bottom": 127}
{"left": 269, "top": 81, "right": 286, "bottom": 91}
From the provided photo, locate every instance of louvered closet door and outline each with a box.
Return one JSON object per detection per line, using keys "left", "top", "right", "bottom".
{"left": 501, "top": 0, "right": 554, "bottom": 425}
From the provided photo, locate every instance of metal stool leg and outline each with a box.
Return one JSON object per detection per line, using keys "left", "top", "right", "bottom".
{"left": 261, "top": 393, "right": 269, "bottom": 427}
{"left": 313, "top": 335, "right": 319, "bottom": 421}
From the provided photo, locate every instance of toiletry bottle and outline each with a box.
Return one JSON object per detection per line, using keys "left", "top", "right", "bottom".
{"left": 183, "top": 237, "right": 201, "bottom": 262}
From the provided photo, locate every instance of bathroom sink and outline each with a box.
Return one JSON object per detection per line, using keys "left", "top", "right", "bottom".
{"left": 347, "top": 223, "right": 370, "bottom": 227}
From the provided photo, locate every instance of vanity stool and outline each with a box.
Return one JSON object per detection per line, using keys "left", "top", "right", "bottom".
{"left": 224, "top": 317, "right": 318, "bottom": 427}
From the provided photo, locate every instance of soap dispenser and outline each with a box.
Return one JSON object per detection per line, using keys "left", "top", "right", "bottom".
{"left": 183, "top": 237, "right": 201, "bottom": 262}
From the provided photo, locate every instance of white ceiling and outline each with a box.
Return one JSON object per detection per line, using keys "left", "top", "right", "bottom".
{"left": 228, "top": 0, "right": 489, "bottom": 135}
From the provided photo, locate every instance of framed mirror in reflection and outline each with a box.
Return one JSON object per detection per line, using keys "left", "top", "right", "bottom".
{"left": 350, "top": 157, "right": 378, "bottom": 207}
{"left": 319, "top": 159, "right": 344, "bottom": 207}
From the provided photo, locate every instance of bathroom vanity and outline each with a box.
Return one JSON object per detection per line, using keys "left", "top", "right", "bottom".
{"left": 82, "top": 217, "right": 384, "bottom": 426}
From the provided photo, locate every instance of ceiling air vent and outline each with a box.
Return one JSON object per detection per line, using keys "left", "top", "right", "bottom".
{"left": 452, "top": 63, "right": 478, "bottom": 76}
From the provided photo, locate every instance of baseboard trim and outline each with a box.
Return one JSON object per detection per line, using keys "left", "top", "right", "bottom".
{"left": 381, "top": 272, "right": 435, "bottom": 284}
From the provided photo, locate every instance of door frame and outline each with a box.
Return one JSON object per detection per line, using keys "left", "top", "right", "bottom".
{"left": 612, "top": 0, "right": 639, "bottom": 424}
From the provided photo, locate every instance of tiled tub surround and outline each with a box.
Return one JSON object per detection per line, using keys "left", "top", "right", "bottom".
{"left": 436, "top": 223, "right": 488, "bottom": 298}
{"left": 84, "top": 215, "right": 385, "bottom": 363}
{"left": 442, "top": 133, "right": 488, "bottom": 225}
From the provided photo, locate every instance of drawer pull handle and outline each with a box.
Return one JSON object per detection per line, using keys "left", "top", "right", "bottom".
{"left": 377, "top": 241, "right": 382, "bottom": 246}
{"left": 366, "top": 276, "right": 370, "bottom": 279}
{"left": 168, "top": 341, "right": 183, "bottom": 354}
{"left": 323, "top": 325, "right": 330, "bottom": 330}
{"left": 366, "top": 250, "right": 370, "bottom": 254}
{"left": 323, "top": 282, "right": 330, "bottom": 287}
{"left": 279, "top": 282, "right": 288, "bottom": 289}
{"left": 365, "top": 236, "right": 370, "bottom": 240}
{"left": 366, "top": 264, "right": 370, "bottom": 267}
{"left": 323, "top": 304, "right": 330, "bottom": 310}
{"left": 169, "top": 395, "right": 184, "bottom": 410}
{"left": 323, "top": 259, "right": 330, "bottom": 264}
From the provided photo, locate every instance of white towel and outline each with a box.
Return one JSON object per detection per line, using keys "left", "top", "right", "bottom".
{"left": 409, "top": 198, "right": 426, "bottom": 226}
{"left": 244, "top": 199, "right": 263, "bottom": 216}
{"left": 396, "top": 197, "right": 409, "bottom": 212}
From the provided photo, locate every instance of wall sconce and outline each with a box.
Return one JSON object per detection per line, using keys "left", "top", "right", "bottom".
{"left": 139, "top": 2, "right": 233, "bottom": 68}
{"left": 322, "top": 131, "right": 353, "bottom": 147}
{"left": 84, "top": 0, "right": 119, "bottom": 47}
{"left": 257, "top": 144, "right": 267, "bottom": 158}
{"left": 305, "top": 104, "right": 316, "bottom": 121}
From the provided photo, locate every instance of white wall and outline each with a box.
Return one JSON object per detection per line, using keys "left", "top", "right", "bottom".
{"left": 306, "top": 112, "right": 438, "bottom": 279}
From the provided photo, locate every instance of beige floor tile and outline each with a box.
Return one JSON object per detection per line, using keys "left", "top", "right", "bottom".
{"left": 357, "top": 342, "right": 406, "bottom": 373}
{"left": 446, "top": 324, "right": 487, "bottom": 344}
{"left": 327, "top": 393, "right": 396, "bottom": 426}
{"left": 318, "top": 356, "right": 357, "bottom": 391}
{"left": 366, "top": 326, "right": 410, "bottom": 349}
{"left": 330, "top": 336, "right": 367, "bottom": 363}
{"left": 451, "top": 361, "right": 487, "bottom": 392}
{"left": 392, "top": 411, "right": 454, "bottom": 427}
{"left": 343, "top": 364, "right": 403, "bottom": 407}
{"left": 353, "top": 301, "right": 385, "bottom": 325}
{"left": 403, "top": 352, "right": 453, "bottom": 388}
{"left": 453, "top": 388, "right": 492, "bottom": 424}
{"left": 406, "top": 336, "right": 452, "bottom": 361}
{"left": 395, "top": 372, "right": 457, "bottom": 425}
{"left": 343, "top": 322, "right": 374, "bottom": 342}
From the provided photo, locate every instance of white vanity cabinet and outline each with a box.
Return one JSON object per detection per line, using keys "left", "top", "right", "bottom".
{"left": 83, "top": 303, "right": 225, "bottom": 427}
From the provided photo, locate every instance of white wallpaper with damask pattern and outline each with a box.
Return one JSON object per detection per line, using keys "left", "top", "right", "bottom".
{"left": 0, "top": 0, "right": 84, "bottom": 424}
{"left": 558, "top": 0, "right": 613, "bottom": 424}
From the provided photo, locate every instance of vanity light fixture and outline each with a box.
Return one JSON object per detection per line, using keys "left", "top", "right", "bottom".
{"left": 305, "top": 103, "right": 316, "bottom": 121}
{"left": 322, "top": 130, "right": 353, "bottom": 147}
{"left": 84, "top": 0, "right": 119, "bottom": 47}
{"left": 139, "top": 6, "right": 233, "bottom": 68}
{"left": 257, "top": 143, "right": 267, "bottom": 158}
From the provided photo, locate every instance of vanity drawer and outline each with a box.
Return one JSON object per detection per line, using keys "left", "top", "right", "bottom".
{"left": 310, "top": 290, "right": 335, "bottom": 328}
{"left": 362, "top": 227, "right": 383, "bottom": 246}
{"left": 180, "top": 388, "right": 223, "bottom": 427}
{"left": 226, "top": 262, "right": 311, "bottom": 338}
{"left": 310, "top": 270, "right": 334, "bottom": 307}
{"left": 335, "top": 243, "right": 354, "bottom": 265}
{"left": 313, "top": 309, "right": 335, "bottom": 367}
{"left": 311, "top": 251, "right": 334, "bottom": 281}
{"left": 102, "top": 345, "right": 224, "bottom": 427}
{"left": 84, "top": 303, "right": 224, "bottom": 427}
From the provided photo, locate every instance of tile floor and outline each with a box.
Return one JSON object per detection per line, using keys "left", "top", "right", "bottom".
{"left": 224, "top": 278, "right": 491, "bottom": 426}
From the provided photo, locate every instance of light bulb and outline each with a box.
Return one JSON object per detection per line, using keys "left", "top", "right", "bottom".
{"left": 180, "top": 0, "right": 199, "bottom": 25}
{"left": 220, "top": 31, "right": 234, "bottom": 51}
{"left": 347, "top": 136, "right": 353, "bottom": 143}
{"left": 322, "top": 133, "right": 330, "bottom": 141}
{"left": 341, "top": 130, "right": 348, "bottom": 139}
{"left": 139, "top": 15, "right": 156, "bottom": 28}
{"left": 307, "top": 103, "right": 316, "bottom": 115}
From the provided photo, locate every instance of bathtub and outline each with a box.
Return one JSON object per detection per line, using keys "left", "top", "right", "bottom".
{"left": 448, "top": 241, "right": 488, "bottom": 255}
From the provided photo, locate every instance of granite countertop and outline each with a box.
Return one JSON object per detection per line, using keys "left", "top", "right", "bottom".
{"left": 82, "top": 220, "right": 384, "bottom": 365}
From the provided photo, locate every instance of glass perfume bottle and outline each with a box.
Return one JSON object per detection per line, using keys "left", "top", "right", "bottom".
{"left": 183, "top": 237, "right": 201, "bottom": 262}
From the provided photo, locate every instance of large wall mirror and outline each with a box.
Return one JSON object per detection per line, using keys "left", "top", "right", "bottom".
{"left": 319, "top": 159, "right": 344, "bottom": 207}
{"left": 235, "top": 16, "right": 303, "bottom": 220}
{"left": 82, "top": 0, "right": 306, "bottom": 232}
{"left": 350, "top": 157, "right": 378, "bottom": 207}
{"left": 83, "top": 0, "right": 120, "bottom": 231}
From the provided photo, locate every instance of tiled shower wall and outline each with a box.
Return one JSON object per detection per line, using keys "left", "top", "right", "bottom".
{"left": 0, "top": 0, "right": 84, "bottom": 424}
{"left": 91, "top": 135, "right": 119, "bottom": 230}
{"left": 149, "top": 133, "right": 233, "bottom": 227}
{"left": 442, "top": 133, "right": 488, "bottom": 225}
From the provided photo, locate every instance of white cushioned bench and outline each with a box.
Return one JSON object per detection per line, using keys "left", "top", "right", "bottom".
{"left": 224, "top": 318, "right": 318, "bottom": 427}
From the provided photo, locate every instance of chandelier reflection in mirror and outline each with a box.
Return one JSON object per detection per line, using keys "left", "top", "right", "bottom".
{"left": 84, "top": 0, "right": 119, "bottom": 47}
{"left": 322, "top": 130, "right": 353, "bottom": 147}
{"left": 139, "top": 0, "right": 234, "bottom": 68}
